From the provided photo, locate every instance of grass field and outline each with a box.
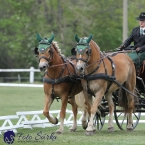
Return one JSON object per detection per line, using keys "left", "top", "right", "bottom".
{"left": 0, "top": 86, "right": 145, "bottom": 145}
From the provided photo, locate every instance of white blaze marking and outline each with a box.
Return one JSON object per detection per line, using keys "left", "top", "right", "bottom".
{"left": 78, "top": 54, "right": 82, "bottom": 65}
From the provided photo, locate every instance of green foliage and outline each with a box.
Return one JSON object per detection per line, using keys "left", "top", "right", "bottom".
{"left": 0, "top": 0, "right": 145, "bottom": 73}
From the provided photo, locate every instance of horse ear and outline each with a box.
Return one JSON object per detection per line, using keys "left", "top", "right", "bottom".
{"left": 71, "top": 47, "right": 76, "bottom": 55}
{"left": 75, "top": 35, "right": 80, "bottom": 42}
{"left": 86, "top": 34, "right": 92, "bottom": 43}
{"left": 36, "top": 34, "right": 42, "bottom": 42}
{"left": 48, "top": 34, "right": 54, "bottom": 43}
{"left": 34, "top": 47, "right": 39, "bottom": 56}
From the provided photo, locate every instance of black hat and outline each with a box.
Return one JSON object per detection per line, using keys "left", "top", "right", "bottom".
{"left": 136, "top": 12, "right": 145, "bottom": 21}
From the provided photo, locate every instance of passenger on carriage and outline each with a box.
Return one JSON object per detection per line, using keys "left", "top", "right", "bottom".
{"left": 120, "top": 12, "right": 145, "bottom": 71}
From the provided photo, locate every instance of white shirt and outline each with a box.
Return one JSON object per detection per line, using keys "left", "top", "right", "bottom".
{"left": 140, "top": 27, "right": 145, "bottom": 35}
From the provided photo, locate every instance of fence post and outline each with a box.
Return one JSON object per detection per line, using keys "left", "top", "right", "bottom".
{"left": 30, "top": 67, "right": 34, "bottom": 83}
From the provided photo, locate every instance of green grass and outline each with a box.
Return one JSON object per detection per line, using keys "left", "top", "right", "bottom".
{"left": 0, "top": 86, "right": 64, "bottom": 116}
{"left": 0, "top": 86, "right": 145, "bottom": 145}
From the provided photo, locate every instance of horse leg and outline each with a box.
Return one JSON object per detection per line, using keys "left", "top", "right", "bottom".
{"left": 105, "top": 92, "right": 114, "bottom": 132}
{"left": 126, "top": 92, "right": 134, "bottom": 131}
{"left": 68, "top": 96, "right": 78, "bottom": 132}
{"left": 86, "top": 89, "right": 104, "bottom": 136}
{"left": 81, "top": 109, "right": 89, "bottom": 129}
{"left": 82, "top": 90, "right": 92, "bottom": 116}
{"left": 82, "top": 91, "right": 92, "bottom": 129}
{"left": 55, "top": 94, "right": 68, "bottom": 134}
{"left": 43, "top": 94, "right": 59, "bottom": 124}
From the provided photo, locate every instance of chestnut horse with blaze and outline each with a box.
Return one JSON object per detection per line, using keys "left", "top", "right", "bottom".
{"left": 34, "top": 34, "right": 90, "bottom": 134}
{"left": 71, "top": 34, "right": 136, "bottom": 135}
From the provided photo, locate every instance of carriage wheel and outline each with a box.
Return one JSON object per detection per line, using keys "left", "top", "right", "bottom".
{"left": 93, "top": 112, "right": 106, "bottom": 130}
{"left": 114, "top": 106, "right": 141, "bottom": 130}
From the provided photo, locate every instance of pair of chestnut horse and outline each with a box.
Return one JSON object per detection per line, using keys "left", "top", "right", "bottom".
{"left": 34, "top": 34, "right": 136, "bottom": 135}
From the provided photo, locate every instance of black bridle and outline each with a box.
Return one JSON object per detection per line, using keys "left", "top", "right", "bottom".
{"left": 38, "top": 43, "right": 54, "bottom": 63}
{"left": 74, "top": 43, "right": 92, "bottom": 64}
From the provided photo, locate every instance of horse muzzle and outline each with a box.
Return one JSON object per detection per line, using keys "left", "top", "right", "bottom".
{"left": 39, "top": 62, "right": 49, "bottom": 72}
{"left": 76, "top": 65, "right": 85, "bottom": 74}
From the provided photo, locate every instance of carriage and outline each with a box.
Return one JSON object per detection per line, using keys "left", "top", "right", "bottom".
{"left": 35, "top": 33, "right": 145, "bottom": 135}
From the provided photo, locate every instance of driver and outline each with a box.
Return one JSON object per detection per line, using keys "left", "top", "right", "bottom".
{"left": 120, "top": 12, "right": 145, "bottom": 71}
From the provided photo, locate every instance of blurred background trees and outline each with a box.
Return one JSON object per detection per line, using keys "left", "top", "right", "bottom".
{"left": 0, "top": 0, "right": 145, "bottom": 70}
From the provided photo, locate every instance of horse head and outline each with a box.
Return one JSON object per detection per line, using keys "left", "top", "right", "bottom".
{"left": 34, "top": 34, "right": 54, "bottom": 72}
{"left": 71, "top": 34, "right": 99, "bottom": 74}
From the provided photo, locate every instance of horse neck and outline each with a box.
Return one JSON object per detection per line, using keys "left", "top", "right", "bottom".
{"left": 46, "top": 51, "right": 65, "bottom": 78}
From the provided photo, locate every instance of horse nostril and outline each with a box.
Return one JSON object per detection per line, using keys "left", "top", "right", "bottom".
{"left": 39, "top": 65, "right": 47, "bottom": 71}
{"left": 40, "top": 67, "right": 43, "bottom": 71}
{"left": 76, "top": 66, "right": 84, "bottom": 73}
{"left": 80, "top": 67, "right": 83, "bottom": 71}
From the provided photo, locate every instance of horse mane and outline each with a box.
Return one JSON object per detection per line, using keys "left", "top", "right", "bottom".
{"left": 82, "top": 37, "right": 100, "bottom": 51}
{"left": 91, "top": 39, "right": 104, "bottom": 55}
{"left": 52, "top": 41, "right": 65, "bottom": 58}
{"left": 92, "top": 40, "right": 100, "bottom": 51}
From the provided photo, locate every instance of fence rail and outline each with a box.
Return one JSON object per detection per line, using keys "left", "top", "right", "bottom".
{"left": 0, "top": 67, "right": 40, "bottom": 83}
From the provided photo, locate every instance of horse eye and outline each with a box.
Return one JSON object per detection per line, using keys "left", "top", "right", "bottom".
{"left": 48, "top": 49, "right": 51, "bottom": 53}
{"left": 86, "top": 50, "right": 89, "bottom": 55}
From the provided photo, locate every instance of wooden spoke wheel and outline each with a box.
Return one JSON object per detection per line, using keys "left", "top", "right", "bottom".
{"left": 114, "top": 106, "right": 141, "bottom": 130}
{"left": 94, "top": 112, "right": 106, "bottom": 130}
{"left": 93, "top": 97, "right": 108, "bottom": 130}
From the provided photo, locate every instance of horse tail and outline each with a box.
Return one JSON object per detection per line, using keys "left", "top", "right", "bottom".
{"left": 118, "top": 84, "right": 138, "bottom": 113}
{"left": 118, "top": 86, "right": 128, "bottom": 112}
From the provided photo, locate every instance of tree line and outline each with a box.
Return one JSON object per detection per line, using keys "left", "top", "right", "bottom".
{"left": 0, "top": 0, "right": 144, "bottom": 79}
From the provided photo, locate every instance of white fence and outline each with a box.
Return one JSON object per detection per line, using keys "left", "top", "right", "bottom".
{"left": 1, "top": 109, "right": 145, "bottom": 134}
{"left": 0, "top": 67, "right": 40, "bottom": 83}
{"left": 0, "top": 109, "right": 83, "bottom": 134}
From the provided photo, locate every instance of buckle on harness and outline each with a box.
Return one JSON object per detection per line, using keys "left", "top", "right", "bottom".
{"left": 54, "top": 79, "right": 58, "bottom": 83}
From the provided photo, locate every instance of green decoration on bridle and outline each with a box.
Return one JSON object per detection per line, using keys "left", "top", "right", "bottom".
{"left": 36, "top": 34, "right": 54, "bottom": 53}
{"left": 75, "top": 34, "right": 92, "bottom": 54}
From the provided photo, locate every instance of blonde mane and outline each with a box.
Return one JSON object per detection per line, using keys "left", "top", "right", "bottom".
{"left": 52, "top": 41, "right": 65, "bottom": 58}
{"left": 92, "top": 40, "right": 100, "bottom": 51}
{"left": 82, "top": 37, "right": 100, "bottom": 51}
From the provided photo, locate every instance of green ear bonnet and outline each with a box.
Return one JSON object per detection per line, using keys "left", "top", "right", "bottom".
{"left": 36, "top": 34, "right": 54, "bottom": 53}
{"left": 75, "top": 34, "right": 92, "bottom": 54}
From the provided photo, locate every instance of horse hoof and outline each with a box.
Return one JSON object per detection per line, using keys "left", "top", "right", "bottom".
{"left": 82, "top": 121, "right": 88, "bottom": 130}
{"left": 85, "top": 131, "right": 94, "bottom": 136}
{"left": 93, "top": 130, "right": 97, "bottom": 134}
{"left": 54, "top": 117, "right": 58, "bottom": 124}
{"left": 127, "top": 128, "right": 133, "bottom": 132}
{"left": 108, "top": 127, "right": 114, "bottom": 132}
{"left": 55, "top": 131, "right": 63, "bottom": 134}
{"left": 69, "top": 128, "right": 77, "bottom": 132}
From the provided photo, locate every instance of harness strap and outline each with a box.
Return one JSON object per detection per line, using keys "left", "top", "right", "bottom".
{"left": 43, "top": 75, "right": 80, "bottom": 84}
{"left": 43, "top": 74, "right": 81, "bottom": 101}
{"left": 105, "top": 56, "right": 116, "bottom": 93}
{"left": 82, "top": 73, "right": 138, "bottom": 98}
{"left": 83, "top": 73, "right": 116, "bottom": 81}
{"left": 51, "top": 84, "right": 59, "bottom": 102}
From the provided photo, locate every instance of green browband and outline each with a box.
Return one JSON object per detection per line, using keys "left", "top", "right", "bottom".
{"left": 38, "top": 43, "right": 50, "bottom": 53}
